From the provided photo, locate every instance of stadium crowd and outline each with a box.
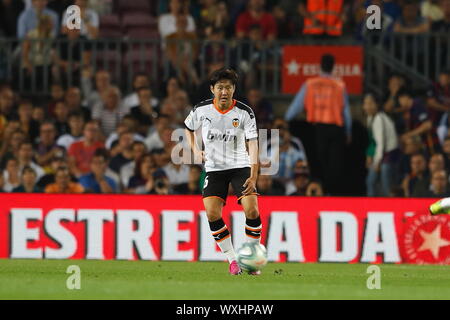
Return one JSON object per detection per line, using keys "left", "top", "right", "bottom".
{"left": 0, "top": 0, "right": 449, "bottom": 197}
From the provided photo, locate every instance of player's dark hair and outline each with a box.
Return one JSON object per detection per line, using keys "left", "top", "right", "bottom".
{"left": 321, "top": 54, "right": 335, "bottom": 73}
{"left": 209, "top": 68, "right": 238, "bottom": 87}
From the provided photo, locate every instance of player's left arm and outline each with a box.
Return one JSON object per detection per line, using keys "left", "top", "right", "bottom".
{"left": 243, "top": 138, "right": 259, "bottom": 195}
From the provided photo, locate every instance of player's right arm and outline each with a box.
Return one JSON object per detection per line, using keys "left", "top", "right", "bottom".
{"left": 184, "top": 108, "right": 204, "bottom": 163}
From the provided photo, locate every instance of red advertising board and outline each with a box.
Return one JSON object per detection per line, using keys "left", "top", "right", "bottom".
{"left": 0, "top": 194, "right": 449, "bottom": 264}
{"left": 282, "top": 45, "right": 363, "bottom": 95}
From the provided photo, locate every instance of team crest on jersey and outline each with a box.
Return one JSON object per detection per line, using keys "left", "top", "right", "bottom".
{"left": 232, "top": 118, "right": 239, "bottom": 128}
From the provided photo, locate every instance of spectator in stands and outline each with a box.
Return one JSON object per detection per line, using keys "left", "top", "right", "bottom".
{"left": 421, "top": 0, "right": 444, "bottom": 22}
{"left": 35, "top": 121, "right": 65, "bottom": 169}
{"left": 61, "top": 0, "right": 99, "bottom": 39}
{"left": 161, "top": 77, "right": 182, "bottom": 108}
{"left": 2, "top": 157, "right": 21, "bottom": 192}
{"left": 122, "top": 73, "right": 155, "bottom": 113}
{"left": 105, "top": 116, "right": 143, "bottom": 151}
{"left": 163, "top": 160, "right": 190, "bottom": 194}
{"left": 92, "top": 86, "right": 125, "bottom": 137}
{"left": 0, "top": 129, "right": 26, "bottom": 168}
{"left": 182, "top": 165, "right": 202, "bottom": 195}
{"left": 32, "top": 105, "right": 46, "bottom": 124}
{"left": 442, "top": 136, "right": 450, "bottom": 168}
{"left": 127, "top": 153, "right": 156, "bottom": 194}
{"left": 56, "top": 110, "right": 84, "bottom": 150}
{"left": 47, "top": 83, "right": 65, "bottom": 117}
{"left": 17, "top": 0, "right": 59, "bottom": 39}
{"left": 13, "top": 166, "right": 41, "bottom": 193}
{"left": 45, "top": 166, "right": 84, "bottom": 193}
{"left": 17, "top": 141, "right": 45, "bottom": 180}
{"left": 171, "top": 90, "right": 191, "bottom": 125}
{"left": 0, "top": 0, "right": 24, "bottom": 37}
{"left": 236, "top": 0, "right": 277, "bottom": 41}
{"left": 431, "top": 0, "right": 450, "bottom": 32}
{"left": 271, "top": 4, "right": 293, "bottom": 39}
{"left": 129, "top": 87, "right": 159, "bottom": 137}
{"left": 36, "top": 155, "right": 67, "bottom": 189}
{"left": 53, "top": 26, "right": 92, "bottom": 87}
{"left": 79, "top": 148, "right": 118, "bottom": 193}
{"left": 394, "top": 1, "right": 430, "bottom": 34}
{"left": 256, "top": 174, "right": 285, "bottom": 195}
{"left": 65, "top": 87, "right": 91, "bottom": 121}
{"left": 398, "top": 135, "right": 425, "bottom": 182}
{"left": 246, "top": 87, "right": 274, "bottom": 129}
{"left": 201, "top": 27, "right": 227, "bottom": 72}
{"left": 145, "top": 114, "right": 170, "bottom": 152}
{"left": 17, "top": 99, "right": 40, "bottom": 143}
{"left": 158, "top": 0, "right": 196, "bottom": 40}
{"left": 414, "top": 169, "right": 450, "bottom": 198}
{"left": 0, "top": 86, "right": 16, "bottom": 120}
{"left": 199, "top": 0, "right": 230, "bottom": 38}
{"left": 109, "top": 131, "right": 134, "bottom": 174}
{"left": 81, "top": 69, "right": 112, "bottom": 109}
{"left": 299, "top": 0, "right": 347, "bottom": 37}
{"left": 166, "top": 14, "right": 200, "bottom": 88}
{"left": 429, "top": 152, "right": 446, "bottom": 174}
{"left": 396, "top": 88, "right": 436, "bottom": 154}
{"left": 53, "top": 100, "right": 70, "bottom": 136}
{"left": 150, "top": 168, "right": 171, "bottom": 195}
{"left": 21, "top": 14, "right": 54, "bottom": 92}
{"left": 363, "top": 93, "right": 399, "bottom": 197}
{"left": 68, "top": 120, "right": 104, "bottom": 177}
{"left": 306, "top": 180, "right": 324, "bottom": 196}
{"left": 356, "top": 0, "right": 396, "bottom": 42}
{"left": 288, "top": 166, "right": 311, "bottom": 196}
{"left": 403, "top": 153, "right": 429, "bottom": 197}
{"left": 120, "top": 140, "right": 147, "bottom": 189}
{"left": 429, "top": 69, "right": 450, "bottom": 141}
{"left": 383, "top": 73, "right": 406, "bottom": 116}
{"left": 285, "top": 54, "right": 351, "bottom": 195}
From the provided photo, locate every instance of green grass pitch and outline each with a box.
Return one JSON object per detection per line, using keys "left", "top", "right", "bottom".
{"left": 0, "top": 259, "right": 449, "bottom": 300}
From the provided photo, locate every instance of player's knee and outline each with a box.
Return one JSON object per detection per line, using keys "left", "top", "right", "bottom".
{"left": 245, "top": 206, "right": 259, "bottom": 219}
{"left": 206, "top": 210, "right": 222, "bottom": 222}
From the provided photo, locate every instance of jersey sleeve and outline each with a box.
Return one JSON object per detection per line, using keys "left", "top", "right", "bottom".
{"left": 184, "top": 108, "right": 200, "bottom": 131}
{"left": 244, "top": 110, "right": 258, "bottom": 141}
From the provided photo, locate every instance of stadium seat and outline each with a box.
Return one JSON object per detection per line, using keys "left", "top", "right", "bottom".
{"left": 100, "top": 14, "right": 121, "bottom": 29}
{"left": 122, "top": 13, "right": 158, "bottom": 30}
{"left": 117, "top": 0, "right": 152, "bottom": 14}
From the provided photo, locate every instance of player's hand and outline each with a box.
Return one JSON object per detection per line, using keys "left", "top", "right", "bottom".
{"left": 242, "top": 177, "right": 257, "bottom": 196}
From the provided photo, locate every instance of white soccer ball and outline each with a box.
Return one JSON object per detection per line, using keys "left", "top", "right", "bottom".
{"left": 236, "top": 242, "right": 268, "bottom": 272}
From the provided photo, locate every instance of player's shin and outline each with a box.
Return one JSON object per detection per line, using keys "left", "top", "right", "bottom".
{"left": 209, "top": 218, "right": 237, "bottom": 263}
{"left": 245, "top": 216, "right": 262, "bottom": 243}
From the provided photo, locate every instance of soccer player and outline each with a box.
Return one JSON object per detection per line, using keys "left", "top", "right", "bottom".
{"left": 429, "top": 197, "right": 450, "bottom": 215}
{"left": 184, "top": 68, "right": 262, "bottom": 275}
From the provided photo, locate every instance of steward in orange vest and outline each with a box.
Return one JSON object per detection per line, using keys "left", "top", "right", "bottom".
{"left": 301, "top": 0, "right": 344, "bottom": 36}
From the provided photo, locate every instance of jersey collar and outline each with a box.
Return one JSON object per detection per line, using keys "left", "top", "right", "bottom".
{"left": 213, "top": 99, "right": 236, "bottom": 114}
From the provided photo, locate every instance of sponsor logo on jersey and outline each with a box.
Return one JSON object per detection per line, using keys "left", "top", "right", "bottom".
{"left": 207, "top": 130, "right": 237, "bottom": 142}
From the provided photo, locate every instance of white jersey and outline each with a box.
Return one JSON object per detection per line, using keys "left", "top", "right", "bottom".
{"left": 184, "top": 99, "right": 258, "bottom": 172}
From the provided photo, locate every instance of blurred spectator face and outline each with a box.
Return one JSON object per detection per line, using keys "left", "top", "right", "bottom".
{"left": 32, "top": 0, "right": 48, "bottom": 11}
{"left": 306, "top": 181, "right": 324, "bottom": 196}
{"left": 133, "top": 75, "right": 150, "bottom": 91}
{"left": 68, "top": 115, "right": 84, "bottom": 136}
{"left": 294, "top": 173, "right": 310, "bottom": 190}
{"left": 402, "top": 3, "right": 419, "bottom": 21}
{"left": 398, "top": 94, "right": 413, "bottom": 110}
{"left": 257, "top": 174, "right": 272, "bottom": 192}
{"left": 247, "top": 89, "right": 262, "bottom": 108}
{"left": 50, "top": 157, "right": 66, "bottom": 171}
{"left": 66, "top": 88, "right": 82, "bottom": 109}
{"left": 429, "top": 154, "right": 445, "bottom": 173}
{"left": 91, "top": 155, "right": 107, "bottom": 176}
{"left": 138, "top": 88, "right": 152, "bottom": 104}
{"left": 18, "top": 143, "right": 34, "bottom": 162}
{"left": 161, "top": 127, "right": 174, "bottom": 146}
{"left": 167, "top": 78, "right": 180, "bottom": 96}
{"left": 273, "top": 118, "right": 289, "bottom": 139}
{"left": 362, "top": 94, "right": 378, "bottom": 116}
{"left": 410, "top": 154, "right": 427, "bottom": 175}
{"left": 122, "top": 117, "right": 138, "bottom": 132}
{"left": 170, "top": 0, "right": 183, "bottom": 14}
{"left": 272, "top": 5, "right": 285, "bottom": 19}
{"left": 103, "top": 87, "right": 121, "bottom": 110}
{"left": 40, "top": 123, "right": 56, "bottom": 145}
{"left": 0, "top": 88, "right": 14, "bottom": 114}
{"left": 22, "top": 168, "right": 37, "bottom": 186}
{"left": 83, "top": 122, "right": 100, "bottom": 141}
{"left": 118, "top": 132, "right": 134, "bottom": 150}
{"left": 438, "top": 71, "right": 450, "bottom": 87}
{"left": 175, "top": 90, "right": 189, "bottom": 111}
{"left": 431, "top": 170, "right": 447, "bottom": 193}
{"left": 249, "top": 0, "right": 265, "bottom": 11}
{"left": 51, "top": 84, "right": 64, "bottom": 101}
{"left": 153, "top": 150, "right": 169, "bottom": 167}
{"left": 6, "top": 158, "right": 19, "bottom": 175}
{"left": 156, "top": 116, "right": 170, "bottom": 133}
{"left": 18, "top": 102, "right": 33, "bottom": 122}
{"left": 139, "top": 155, "right": 155, "bottom": 178}
{"left": 444, "top": 139, "right": 450, "bottom": 155}
{"left": 132, "top": 142, "right": 146, "bottom": 160}
{"left": 388, "top": 75, "right": 405, "bottom": 92}
{"left": 54, "top": 101, "right": 69, "bottom": 121}
{"left": 55, "top": 168, "right": 71, "bottom": 190}
{"left": 32, "top": 106, "right": 45, "bottom": 123}
{"left": 248, "top": 25, "right": 263, "bottom": 42}
{"left": 10, "top": 131, "right": 26, "bottom": 149}
{"left": 95, "top": 71, "right": 111, "bottom": 92}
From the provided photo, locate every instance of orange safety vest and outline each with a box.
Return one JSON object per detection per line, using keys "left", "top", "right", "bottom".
{"left": 303, "top": 0, "right": 343, "bottom": 36}
{"left": 304, "top": 77, "right": 345, "bottom": 127}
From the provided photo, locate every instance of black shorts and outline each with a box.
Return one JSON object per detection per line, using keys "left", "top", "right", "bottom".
{"left": 202, "top": 167, "right": 258, "bottom": 204}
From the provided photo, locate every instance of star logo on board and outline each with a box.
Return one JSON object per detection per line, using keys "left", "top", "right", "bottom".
{"left": 403, "top": 214, "right": 450, "bottom": 264}
{"left": 286, "top": 59, "right": 300, "bottom": 76}
{"left": 417, "top": 225, "right": 450, "bottom": 259}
